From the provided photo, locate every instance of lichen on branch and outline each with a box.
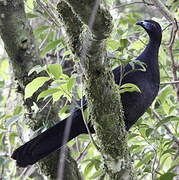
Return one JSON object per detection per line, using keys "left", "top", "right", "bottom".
{"left": 57, "top": 0, "right": 133, "bottom": 178}
{"left": 0, "top": 0, "right": 81, "bottom": 179}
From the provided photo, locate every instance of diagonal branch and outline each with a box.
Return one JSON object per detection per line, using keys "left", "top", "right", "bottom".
{"left": 57, "top": 0, "right": 133, "bottom": 179}
{"left": 57, "top": 1, "right": 83, "bottom": 57}
{"left": 152, "top": 109, "right": 179, "bottom": 147}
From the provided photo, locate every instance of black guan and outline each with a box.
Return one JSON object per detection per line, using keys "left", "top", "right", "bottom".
{"left": 12, "top": 20, "right": 162, "bottom": 167}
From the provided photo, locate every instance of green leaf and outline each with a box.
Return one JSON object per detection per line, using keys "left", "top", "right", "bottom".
{"left": 162, "top": 149, "right": 176, "bottom": 155}
{"left": 128, "top": 133, "right": 139, "bottom": 139}
{"left": 57, "top": 84, "right": 72, "bottom": 102}
{"left": 117, "top": 29, "right": 124, "bottom": 35}
{"left": 156, "top": 116, "right": 179, "bottom": 129}
{"left": 136, "top": 153, "right": 154, "bottom": 168}
{"left": 59, "top": 105, "right": 70, "bottom": 114}
{"left": 129, "top": 145, "right": 140, "bottom": 151}
{"left": 47, "top": 64, "right": 62, "bottom": 79}
{"left": 159, "top": 172, "right": 176, "bottom": 180}
{"left": 89, "top": 170, "right": 104, "bottom": 179}
{"left": 120, "top": 39, "right": 129, "bottom": 47}
{"left": 28, "top": 65, "right": 46, "bottom": 76}
{"left": 40, "top": 39, "right": 61, "bottom": 56}
{"left": 37, "top": 88, "right": 60, "bottom": 100}
{"left": 77, "top": 86, "right": 84, "bottom": 99}
{"left": 132, "top": 60, "right": 147, "bottom": 72}
{"left": 26, "top": 13, "right": 38, "bottom": 18}
{"left": 157, "top": 85, "right": 172, "bottom": 104}
{"left": 107, "top": 40, "right": 120, "bottom": 50}
{"left": 13, "top": 106, "right": 23, "bottom": 115}
{"left": 130, "top": 40, "right": 143, "bottom": 50}
{"left": 145, "top": 128, "right": 153, "bottom": 137}
{"left": 52, "top": 91, "right": 63, "bottom": 102}
{"left": 67, "top": 78, "right": 75, "bottom": 91}
{"left": 63, "top": 50, "right": 72, "bottom": 57}
{"left": 26, "top": 0, "right": 34, "bottom": 10}
{"left": 143, "top": 166, "right": 151, "bottom": 173}
{"left": 0, "top": 157, "right": 5, "bottom": 165}
{"left": 170, "top": 1, "right": 179, "bottom": 11}
{"left": 119, "top": 83, "right": 141, "bottom": 94}
{"left": 25, "top": 77, "right": 50, "bottom": 99}
{"left": 34, "top": 26, "right": 50, "bottom": 36}
{"left": 0, "top": 81, "right": 4, "bottom": 88}
{"left": 84, "top": 162, "right": 94, "bottom": 176}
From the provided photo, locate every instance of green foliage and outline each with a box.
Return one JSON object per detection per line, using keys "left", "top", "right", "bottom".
{"left": 25, "top": 64, "right": 76, "bottom": 103}
{"left": 119, "top": 83, "right": 141, "bottom": 93}
{"left": 25, "top": 76, "right": 50, "bottom": 99}
{"left": 40, "top": 39, "right": 61, "bottom": 57}
{"left": 47, "top": 64, "right": 63, "bottom": 79}
{"left": 159, "top": 172, "right": 176, "bottom": 180}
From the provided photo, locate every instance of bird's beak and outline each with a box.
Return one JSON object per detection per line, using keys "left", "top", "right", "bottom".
{"left": 136, "top": 21, "right": 144, "bottom": 26}
{"left": 136, "top": 21, "right": 151, "bottom": 31}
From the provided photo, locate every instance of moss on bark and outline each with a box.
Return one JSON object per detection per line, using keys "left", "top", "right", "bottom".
{"left": 57, "top": 1, "right": 134, "bottom": 179}
{"left": 0, "top": 0, "right": 81, "bottom": 179}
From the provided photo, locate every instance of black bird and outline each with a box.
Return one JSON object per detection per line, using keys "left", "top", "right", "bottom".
{"left": 12, "top": 20, "right": 162, "bottom": 167}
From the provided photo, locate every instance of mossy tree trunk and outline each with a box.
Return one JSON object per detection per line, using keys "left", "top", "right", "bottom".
{"left": 0, "top": 0, "right": 134, "bottom": 179}
{"left": 58, "top": 1, "right": 133, "bottom": 179}
{"left": 0, "top": 0, "right": 81, "bottom": 179}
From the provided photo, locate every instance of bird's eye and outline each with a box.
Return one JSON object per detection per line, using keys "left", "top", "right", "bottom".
{"left": 151, "top": 24, "right": 156, "bottom": 28}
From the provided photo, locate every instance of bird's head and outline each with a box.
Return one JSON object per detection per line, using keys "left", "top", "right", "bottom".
{"left": 136, "top": 20, "right": 162, "bottom": 43}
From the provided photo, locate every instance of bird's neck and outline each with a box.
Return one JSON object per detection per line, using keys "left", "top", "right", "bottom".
{"left": 138, "top": 38, "right": 161, "bottom": 65}
{"left": 137, "top": 37, "right": 161, "bottom": 83}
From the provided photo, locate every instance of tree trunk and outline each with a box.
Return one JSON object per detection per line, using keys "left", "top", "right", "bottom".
{"left": 0, "top": 0, "right": 81, "bottom": 179}
{"left": 57, "top": 0, "right": 134, "bottom": 179}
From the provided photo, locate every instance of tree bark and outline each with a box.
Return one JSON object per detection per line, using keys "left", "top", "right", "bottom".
{"left": 0, "top": 0, "right": 81, "bottom": 179}
{"left": 58, "top": 1, "right": 133, "bottom": 179}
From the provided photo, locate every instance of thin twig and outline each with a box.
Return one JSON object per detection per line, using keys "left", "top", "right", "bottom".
{"left": 36, "top": 0, "right": 61, "bottom": 28}
{"left": 76, "top": 141, "right": 91, "bottom": 162}
{"left": 150, "top": 0, "right": 179, "bottom": 100}
{"left": 38, "top": 97, "right": 52, "bottom": 113}
{"left": 168, "top": 19, "right": 179, "bottom": 99}
{"left": 112, "top": 1, "right": 154, "bottom": 9}
{"left": 151, "top": 151, "right": 158, "bottom": 180}
{"left": 152, "top": 109, "right": 179, "bottom": 147}
{"left": 24, "top": 97, "right": 52, "bottom": 116}
{"left": 160, "top": 81, "right": 179, "bottom": 85}
{"left": 39, "top": 26, "right": 52, "bottom": 50}
{"left": 80, "top": 76, "right": 99, "bottom": 151}
{"left": 162, "top": 21, "right": 179, "bottom": 32}
{"left": 57, "top": 97, "right": 78, "bottom": 180}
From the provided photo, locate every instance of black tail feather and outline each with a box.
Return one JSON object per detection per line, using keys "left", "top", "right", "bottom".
{"left": 12, "top": 109, "right": 94, "bottom": 167}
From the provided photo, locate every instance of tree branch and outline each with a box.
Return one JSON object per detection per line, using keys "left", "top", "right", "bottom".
{"left": 65, "top": 0, "right": 112, "bottom": 40}
{"left": 57, "top": 1, "right": 83, "bottom": 57}
{"left": 112, "top": 1, "right": 154, "bottom": 9}
{"left": 152, "top": 109, "right": 179, "bottom": 147}
{"left": 58, "top": 0, "right": 133, "bottom": 179}
{"left": 160, "top": 81, "right": 179, "bottom": 85}
{"left": 150, "top": 0, "right": 179, "bottom": 100}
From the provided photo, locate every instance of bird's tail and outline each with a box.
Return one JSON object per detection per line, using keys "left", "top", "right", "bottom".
{"left": 11, "top": 109, "right": 93, "bottom": 167}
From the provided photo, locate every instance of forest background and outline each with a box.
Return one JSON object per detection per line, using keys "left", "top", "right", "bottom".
{"left": 0, "top": 0, "right": 178, "bottom": 180}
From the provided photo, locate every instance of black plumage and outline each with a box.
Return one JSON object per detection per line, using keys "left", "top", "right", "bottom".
{"left": 12, "top": 20, "right": 162, "bottom": 167}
